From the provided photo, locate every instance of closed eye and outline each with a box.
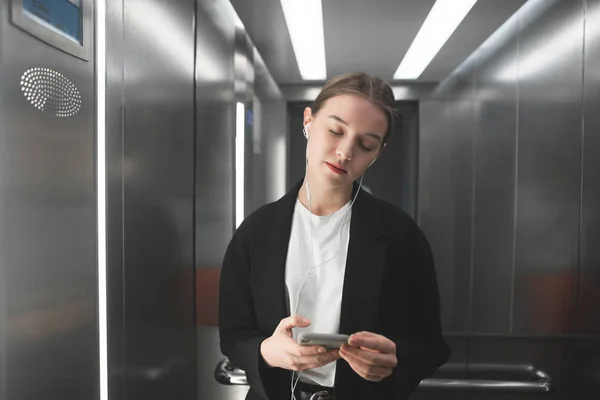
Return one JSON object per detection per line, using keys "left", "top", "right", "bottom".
{"left": 360, "top": 143, "right": 375, "bottom": 152}
{"left": 330, "top": 130, "right": 375, "bottom": 152}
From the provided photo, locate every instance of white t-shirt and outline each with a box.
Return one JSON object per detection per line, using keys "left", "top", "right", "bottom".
{"left": 285, "top": 198, "right": 352, "bottom": 387}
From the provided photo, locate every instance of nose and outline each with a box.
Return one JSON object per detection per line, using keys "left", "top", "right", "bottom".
{"left": 336, "top": 140, "right": 354, "bottom": 161}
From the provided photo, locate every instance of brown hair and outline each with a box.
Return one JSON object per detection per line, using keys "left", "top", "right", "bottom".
{"left": 311, "top": 72, "right": 396, "bottom": 145}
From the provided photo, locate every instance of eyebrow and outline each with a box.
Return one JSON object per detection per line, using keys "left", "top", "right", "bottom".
{"left": 328, "top": 115, "right": 383, "bottom": 142}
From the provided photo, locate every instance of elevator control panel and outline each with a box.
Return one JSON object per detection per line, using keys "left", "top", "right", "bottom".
{"left": 11, "top": 0, "right": 90, "bottom": 60}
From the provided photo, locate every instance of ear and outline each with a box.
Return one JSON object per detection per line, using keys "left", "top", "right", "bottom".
{"left": 303, "top": 107, "right": 313, "bottom": 127}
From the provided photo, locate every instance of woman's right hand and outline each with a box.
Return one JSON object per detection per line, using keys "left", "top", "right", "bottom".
{"left": 260, "top": 315, "right": 341, "bottom": 371}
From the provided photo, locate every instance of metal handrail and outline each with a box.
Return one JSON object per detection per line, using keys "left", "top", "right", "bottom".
{"left": 215, "top": 359, "right": 251, "bottom": 386}
{"left": 214, "top": 359, "right": 554, "bottom": 393}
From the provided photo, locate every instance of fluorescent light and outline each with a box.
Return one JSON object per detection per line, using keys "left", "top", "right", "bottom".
{"left": 280, "top": 0, "right": 326, "bottom": 80}
{"left": 236, "top": 102, "right": 245, "bottom": 228}
{"left": 96, "top": 0, "right": 108, "bottom": 399}
{"left": 394, "top": 0, "right": 479, "bottom": 80}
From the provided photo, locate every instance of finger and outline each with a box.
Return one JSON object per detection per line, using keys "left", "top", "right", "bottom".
{"left": 340, "top": 344, "right": 397, "bottom": 368}
{"left": 278, "top": 315, "right": 311, "bottom": 331}
{"left": 339, "top": 350, "right": 391, "bottom": 381}
{"left": 296, "top": 350, "right": 341, "bottom": 370}
{"left": 348, "top": 332, "right": 396, "bottom": 354}
{"left": 293, "top": 344, "right": 328, "bottom": 356}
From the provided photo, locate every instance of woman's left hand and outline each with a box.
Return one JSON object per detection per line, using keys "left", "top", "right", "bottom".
{"left": 339, "top": 331, "right": 398, "bottom": 382}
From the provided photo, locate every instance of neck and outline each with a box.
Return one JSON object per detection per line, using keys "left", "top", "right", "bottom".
{"left": 298, "top": 176, "right": 353, "bottom": 216}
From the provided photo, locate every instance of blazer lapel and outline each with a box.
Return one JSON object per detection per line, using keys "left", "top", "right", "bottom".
{"left": 338, "top": 189, "right": 386, "bottom": 335}
{"left": 251, "top": 180, "right": 302, "bottom": 332}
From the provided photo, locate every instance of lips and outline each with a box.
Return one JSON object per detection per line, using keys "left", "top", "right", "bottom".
{"left": 326, "top": 162, "right": 347, "bottom": 174}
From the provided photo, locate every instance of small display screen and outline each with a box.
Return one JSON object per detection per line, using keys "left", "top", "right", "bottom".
{"left": 23, "top": 0, "right": 81, "bottom": 43}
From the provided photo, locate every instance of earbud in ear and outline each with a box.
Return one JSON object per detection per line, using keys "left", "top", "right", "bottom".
{"left": 303, "top": 122, "right": 311, "bottom": 139}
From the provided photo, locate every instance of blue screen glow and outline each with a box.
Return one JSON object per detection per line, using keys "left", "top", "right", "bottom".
{"left": 23, "top": 0, "right": 81, "bottom": 43}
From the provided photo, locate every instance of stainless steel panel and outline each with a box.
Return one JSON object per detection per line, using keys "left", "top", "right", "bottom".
{"left": 260, "top": 100, "right": 287, "bottom": 203}
{"left": 580, "top": 0, "right": 600, "bottom": 336}
{"left": 362, "top": 101, "right": 419, "bottom": 218}
{"left": 106, "top": 0, "right": 126, "bottom": 398}
{"left": 194, "top": 0, "right": 235, "bottom": 275}
{"left": 0, "top": 0, "right": 98, "bottom": 399}
{"left": 418, "top": 76, "right": 474, "bottom": 333}
{"left": 193, "top": 1, "right": 240, "bottom": 400}
{"left": 416, "top": 1, "right": 599, "bottom": 399}
{"left": 249, "top": 48, "right": 285, "bottom": 211}
{"left": 578, "top": 1, "right": 600, "bottom": 395}
{"left": 513, "top": 0, "right": 584, "bottom": 334}
{"left": 470, "top": 16, "right": 519, "bottom": 333}
{"left": 119, "top": 1, "right": 196, "bottom": 399}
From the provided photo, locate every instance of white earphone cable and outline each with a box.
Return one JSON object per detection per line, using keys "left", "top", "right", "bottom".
{"left": 290, "top": 163, "right": 364, "bottom": 399}
{"left": 290, "top": 123, "right": 370, "bottom": 399}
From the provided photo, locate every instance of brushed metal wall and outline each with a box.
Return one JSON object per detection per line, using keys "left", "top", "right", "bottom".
{"left": 194, "top": 3, "right": 286, "bottom": 400}
{"left": 581, "top": 0, "right": 600, "bottom": 337}
{"left": 106, "top": 0, "right": 197, "bottom": 399}
{"left": 418, "top": 0, "right": 600, "bottom": 398}
{"left": 106, "top": 0, "right": 286, "bottom": 399}
{"left": 512, "top": 0, "right": 583, "bottom": 334}
{"left": 470, "top": 14, "right": 519, "bottom": 333}
{"left": 194, "top": 1, "right": 239, "bottom": 399}
{"left": 0, "top": 0, "right": 98, "bottom": 399}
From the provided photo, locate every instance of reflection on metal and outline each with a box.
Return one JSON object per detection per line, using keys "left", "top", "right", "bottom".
{"left": 420, "top": 378, "right": 552, "bottom": 393}
{"left": 113, "top": 358, "right": 185, "bottom": 381}
{"left": 422, "top": 362, "right": 554, "bottom": 393}
{"left": 214, "top": 359, "right": 554, "bottom": 393}
{"left": 215, "top": 359, "right": 250, "bottom": 386}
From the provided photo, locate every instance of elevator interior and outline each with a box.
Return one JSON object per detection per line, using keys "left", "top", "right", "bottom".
{"left": 0, "top": 0, "right": 599, "bottom": 400}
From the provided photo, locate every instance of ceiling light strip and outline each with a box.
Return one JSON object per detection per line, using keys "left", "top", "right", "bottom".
{"left": 394, "top": 0, "right": 479, "bottom": 80}
{"left": 280, "top": 0, "right": 327, "bottom": 80}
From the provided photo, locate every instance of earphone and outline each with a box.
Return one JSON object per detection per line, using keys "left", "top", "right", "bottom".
{"left": 303, "top": 122, "right": 311, "bottom": 139}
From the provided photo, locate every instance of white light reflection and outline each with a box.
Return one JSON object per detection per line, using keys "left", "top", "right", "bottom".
{"left": 496, "top": 0, "right": 600, "bottom": 82}
{"left": 127, "top": 2, "right": 223, "bottom": 81}
{"left": 236, "top": 102, "right": 245, "bottom": 228}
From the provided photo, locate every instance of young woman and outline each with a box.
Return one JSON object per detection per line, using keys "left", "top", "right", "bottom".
{"left": 219, "top": 73, "right": 450, "bottom": 400}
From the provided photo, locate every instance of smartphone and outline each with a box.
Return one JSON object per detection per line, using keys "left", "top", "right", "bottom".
{"left": 297, "top": 332, "right": 349, "bottom": 349}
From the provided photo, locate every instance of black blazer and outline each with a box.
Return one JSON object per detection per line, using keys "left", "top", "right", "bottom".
{"left": 218, "top": 179, "right": 450, "bottom": 400}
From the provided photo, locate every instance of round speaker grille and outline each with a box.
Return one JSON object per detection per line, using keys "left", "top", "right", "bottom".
{"left": 20, "top": 68, "right": 82, "bottom": 118}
